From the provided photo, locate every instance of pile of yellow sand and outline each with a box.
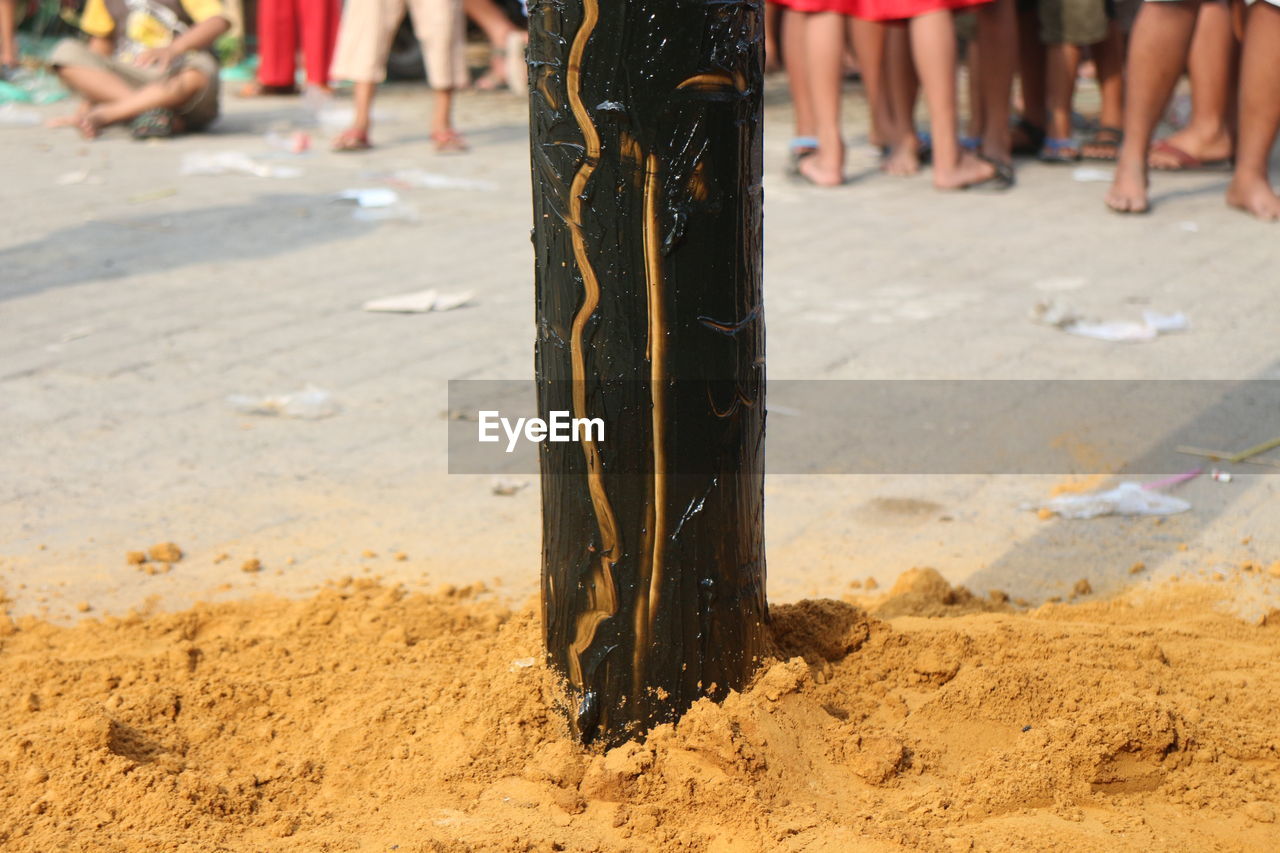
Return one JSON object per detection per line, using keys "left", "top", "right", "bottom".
{"left": 1, "top": 572, "right": 1278, "bottom": 851}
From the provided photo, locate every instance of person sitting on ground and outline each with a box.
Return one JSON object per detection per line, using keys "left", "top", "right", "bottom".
{"left": 46, "top": 0, "right": 229, "bottom": 139}
{"left": 0, "top": 0, "right": 18, "bottom": 80}
{"left": 1107, "top": 0, "right": 1279, "bottom": 219}
{"left": 328, "top": 0, "right": 467, "bottom": 153}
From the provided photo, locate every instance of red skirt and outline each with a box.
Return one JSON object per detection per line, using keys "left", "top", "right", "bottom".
{"left": 844, "top": 0, "right": 992, "bottom": 20}
{"left": 770, "top": 0, "right": 992, "bottom": 18}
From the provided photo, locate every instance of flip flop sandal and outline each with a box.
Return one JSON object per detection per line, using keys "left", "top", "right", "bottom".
{"left": 1039, "top": 137, "right": 1080, "bottom": 164}
{"left": 1011, "top": 117, "right": 1046, "bottom": 157}
{"left": 332, "top": 128, "right": 372, "bottom": 152}
{"left": 788, "top": 136, "right": 818, "bottom": 175}
{"left": 131, "top": 108, "right": 176, "bottom": 139}
{"left": 1081, "top": 126, "right": 1122, "bottom": 161}
{"left": 1148, "top": 139, "right": 1233, "bottom": 172}
{"left": 432, "top": 129, "right": 469, "bottom": 154}
{"left": 963, "top": 154, "right": 1015, "bottom": 193}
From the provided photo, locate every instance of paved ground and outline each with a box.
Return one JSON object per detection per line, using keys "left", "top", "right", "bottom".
{"left": 2, "top": 75, "right": 1279, "bottom": 622}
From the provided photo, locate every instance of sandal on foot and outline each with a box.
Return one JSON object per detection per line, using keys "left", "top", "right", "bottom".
{"left": 1039, "top": 137, "right": 1080, "bottom": 164}
{"left": 1148, "top": 139, "right": 1233, "bottom": 172}
{"left": 788, "top": 136, "right": 818, "bottom": 174}
{"left": 432, "top": 128, "right": 469, "bottom": 154}
{"left": 1081, "top": 126, "right": 1122, "bottom": 161}
{"left": 1011, "top": 117, "right": 1046, "bottom": 157}
{"left": 332, "top": 128, "right": 372, "bottom": 152}
{"left": 963, "top": 154, "right": 1016, "bottom": 193}
{"left": 131, "top": 108, "right": 176, "bottom": 139}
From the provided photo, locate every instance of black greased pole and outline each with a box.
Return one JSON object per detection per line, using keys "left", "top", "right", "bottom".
{"left": 528, "top": 0, "right": 768, "bottom": 747}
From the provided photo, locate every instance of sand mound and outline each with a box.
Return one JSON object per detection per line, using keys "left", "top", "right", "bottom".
{"left": 2, "top": 576, "right": 1278, "bottom": 851}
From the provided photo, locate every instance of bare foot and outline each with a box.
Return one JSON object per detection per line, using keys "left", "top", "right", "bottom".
{"left": 881, "top": 141, "right": 920, "bottom": 177}
{"left": 1226, "top": 176, "right": 1280, "bottom": 222}
{"left": 1149, "top": 126, "right": 1233, "bottom": 170}
{"left": 932, "top": 150, "right": 996, "bottom": 191}
{"left": 1105, "top": 159, "right": 1149, "bottom": 214}
{"left": 797, "top": 154, "right": 843, "bottom": 187}
{"left": 45, "top": 114, "right": 82, "bottom": 129}
{"left": 78, "top": 109, "right": 107, "bottom": 140}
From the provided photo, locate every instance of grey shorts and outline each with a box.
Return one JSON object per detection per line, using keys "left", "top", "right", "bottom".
{"left": 1038, "top": 0, "right": 1110, "bottom": 44}
{"left": 48, "top": 38, "right": 221, "bottom": 129}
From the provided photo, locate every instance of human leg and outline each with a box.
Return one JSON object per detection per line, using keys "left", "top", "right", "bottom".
{"left": 975, "top": 0, "right": 1016, "bottom": 162}
{"left": 1225, "top": 0, "right": 1280, "bottom": 220}
{"left": 909, "top": 9, "right": 996, "bottom": 188}
{"left": 1149, "top": 0, "right": 1236, "bottom": 169}
{"left": 1104, "top": 0, "right": 1199, "bottom": 212}
{"left": 796, "top": 11, "right": 847, "bottom": 186}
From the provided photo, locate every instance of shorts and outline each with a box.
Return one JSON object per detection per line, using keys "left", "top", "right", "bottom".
{"left": 330, "top": 0, "right": 466, "bottom": 88}
{"left": 48, "top": 38, "right": 220, "bottom": 129}
{"left": 1038, "top": 0, "right": 1109, "bottom": 44}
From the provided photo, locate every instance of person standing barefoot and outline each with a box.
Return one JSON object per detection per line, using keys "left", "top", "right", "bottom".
{"left": 1225, "top": 0, "right": 1280, "bottom": 221}
{"left": 849, "top": 0, "right": 1006, "bottom": 190}
{"left": 1105, "top": 0, "right": 1201, "bottom": 213}
{"left": 329, "top": 0, "right": 467, "bottom": 153}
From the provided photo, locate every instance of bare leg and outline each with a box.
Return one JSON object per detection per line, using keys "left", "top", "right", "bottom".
{"left": 975, "top": 0, "right": 1015, "bottom": 162}
{"left": 966, "top": 38, "right": 983, "bottom": 143}
{"left": 54, "top": 64, "right": 136, "bottom": 105}
{"left": 1094, "top": 23, "right": 1125, "bottom": 131}
{"left": 1015, "top": 3, "right": 1047, "bottom": 134}
{"left": 466, "top": 0, "right": 523, "bottom": 88}
{"left": 1105, "top": 0, "right": 1199, "bottom": 213}
{"left": 432, "top": 86, "right": 454, "bottom": 135}
{"left": 80, "top": 69, "right": 206, "bottom": 137}
{"left": 1044, "top": 42, "right": 1082, "bottom": 154}
{"left": 797, "top": 11, "right": 847, "bottom": 186}
{"left": 1225, "top": 0, "right": 1280, "bottom": 221}
{"left": 0, "top": 0, "right": 16, "bottom": 68}
{"left": 909, "top": 10, "right": 995, "bottom": 189}
{"left": 765, "top": 1, "right": 782, "bottom": 72}
{"left": 882, "top": 23, "right": 922, "bottom": 175}
{"left": 1150, "top": 0, "right": 1236, "bottom": 168}
{"left": 850, "top": 17, "right": 891, "bottom": 148}
{"left": 351, "top": 79, "right": 375, "bottom": 134}
{"left": 784, "top": 8, "right": 816, "bottom": 141}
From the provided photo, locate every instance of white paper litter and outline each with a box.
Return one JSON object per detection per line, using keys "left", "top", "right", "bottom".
{"left": 362, "top": 289, "right": 473, "bottom": 313}
{"left": 227, "top": 386, "right": 340, "bottom": 420}
{"left": 1031, "top": 300, "right": 1189, "bottom": 343}
{"left": 0, "top": 104, "right": 41, "bottom": 126}
{"left": 336, "top": 187, "right": 399, "bottom": 208}
{"left": 180, "top": 151, "right": 302, "bottom": 179}
{"left": 382, "top": 169, "right": 499, "bottom": 192}
{"left": 1072, "top": 167, "right": 1113, "bottom": 183}
{"left": 55, "top": 170, "right": 99, "bottom": 186}
{"left": 491, "top": 478, "right": 529, "bottom": 496}
{"left": 1035, "top": 482, "right": 1192, "bottom": 519}
{"left": 508, "top": 657, "right": 536, "bottom": 671}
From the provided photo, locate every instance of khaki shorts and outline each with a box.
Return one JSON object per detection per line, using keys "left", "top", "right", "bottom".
{"left": 1038, "top": 0, "right": 1109, "bottom": 44}
{"left": 48, "top": 38, "right": 220, "bottom": 129}
{"left": 330, "top": 0, "right": 466, "bottom": 89}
